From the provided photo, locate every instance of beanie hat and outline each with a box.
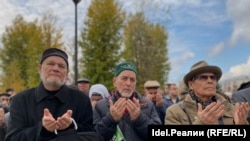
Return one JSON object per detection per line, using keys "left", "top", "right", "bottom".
{"left": 40, "top": 48, "right": 68, "bottom": 67}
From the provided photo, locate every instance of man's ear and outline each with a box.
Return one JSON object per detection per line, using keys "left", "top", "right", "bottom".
{"left": 188, "top": 81, "right": 193, "bottom": 90}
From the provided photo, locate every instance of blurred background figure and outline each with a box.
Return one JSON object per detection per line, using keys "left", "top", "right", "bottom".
{"left": 0, "top": 93, "right": 11, "bottom": 113}
{"left": 144, "top": 80, "right": 165, "bottom": 124}
{"left": 88, "top": 84, "right": 110, "bottom": 109}
{"left": 237, "top": 81, "right": 250, "bottom": 91}
{"left": 5, "top": 88, "right": 15, "bottom": 96}
{"left": 163, "top": 83, "right": 170, "bottom": 99}
{"left": 232, "top": 81, "right": 250, "bottom": 123}
{"left": 0, "top": 93, "right": 11, "bottom": 141}
{"left": 77, "top": 77, "right": 91, "bottom": 95}
{"left": 165, "top": 83, "right": 180, "bottom": 105}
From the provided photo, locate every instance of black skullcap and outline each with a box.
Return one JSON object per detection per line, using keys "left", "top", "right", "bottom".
{"left": 40, "top": 48, "right": 68, "bottom": 67}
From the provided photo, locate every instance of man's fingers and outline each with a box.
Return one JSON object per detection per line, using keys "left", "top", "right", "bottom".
{"left": 109, "top": 99, "right": 114, "bottom": 107}
{"left": 43, "top": 108, "right": 50, "bottom": 116}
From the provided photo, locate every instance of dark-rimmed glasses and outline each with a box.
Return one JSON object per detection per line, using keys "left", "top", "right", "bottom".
{"left": 192, "top": 75, "right": 218, "bottom": 82}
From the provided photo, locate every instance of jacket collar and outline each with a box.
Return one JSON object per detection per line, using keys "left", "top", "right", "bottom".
{"left": 35, "top": 82, "right": 69, "bottom": 103}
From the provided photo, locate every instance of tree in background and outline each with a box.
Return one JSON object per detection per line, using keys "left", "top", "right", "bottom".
{"left": 0, "top": 1, "right": 171, "bottom": 93}
{"left": 0, "top": 12, "right": 64, "bottom": 92}
{"left": 0, "top": 59, "right": 25, "bottom": 93}
{"left": 79, "top": 0, "right": 125, "bottom": 90}
{"left": 122, "top": 13, "right": 170, "bottom": 93}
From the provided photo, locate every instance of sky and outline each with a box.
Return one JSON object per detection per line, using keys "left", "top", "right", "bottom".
{"left": 0, "top": 0, "right": 250, "bottom": 85}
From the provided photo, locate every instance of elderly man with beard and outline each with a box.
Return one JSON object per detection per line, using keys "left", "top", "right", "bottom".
{"left": 165, "top": 60, "right": 249, "bottom": 125}
{"left": 5, "top": 48, "right": 94, "bottom": 141}
{"left": 93, "top": 62, "right": 161, "bottom": 141}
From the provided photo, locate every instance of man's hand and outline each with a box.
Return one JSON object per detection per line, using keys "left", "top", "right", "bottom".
{"left": 234, "top": 102, "right": 249, "bottom": 125}
{"left": 42, "top": 108, "right": 73, "bottom": 132}
{"left": 155, "top": 89, "right": 163, "bottom": 107}
{"left": 42, "top": 108, "right": 57, "bottom": 132}
{"left": 109, "top": 98, "right": 127, "bottom": 121}
{"left": 56, "top": 110, "right": 73, "bottom": 130}
{"left": 127, "top": 97, "right": 141, "bottom": 121}
{"left": 146, "top": 94, "right": 153, "bottom": 101}
{"left": 197, "top": 102, "right": 225, "bottom": 124}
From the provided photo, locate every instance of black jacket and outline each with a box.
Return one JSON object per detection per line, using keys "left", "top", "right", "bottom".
{"left": 5, "top": 83, "right": 94, "bottom": 141}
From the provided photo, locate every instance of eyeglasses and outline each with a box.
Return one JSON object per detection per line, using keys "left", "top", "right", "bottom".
{"left": 193, "top": 75, "right": 218, "bottom": 82}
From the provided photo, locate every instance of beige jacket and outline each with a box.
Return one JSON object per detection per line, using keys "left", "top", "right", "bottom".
{"left": 165, "top": 93, "right": 248, "bottom": 125}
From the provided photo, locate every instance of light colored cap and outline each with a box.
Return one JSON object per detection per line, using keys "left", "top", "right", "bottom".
{"left": 89, "top": 84, "right": 110, "bottom": 99}
{"left": 144, "top": 80, "right": 160, "bottom": 88}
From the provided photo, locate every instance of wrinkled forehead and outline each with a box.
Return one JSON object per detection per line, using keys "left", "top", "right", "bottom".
{"left": 43, "top": 56, "right": 67, "bottom": 65}
{"left": 116, "top": 70, "right": 136, "bottom": 78}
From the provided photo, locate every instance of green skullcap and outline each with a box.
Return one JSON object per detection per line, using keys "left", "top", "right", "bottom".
{"left": 115, "top": 62, "right": 137, "bottom": 76}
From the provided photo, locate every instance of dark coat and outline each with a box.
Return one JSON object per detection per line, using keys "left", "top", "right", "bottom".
{"left": 156, "top": 95, "right": 180, "bottom": 123}
{"left": 5, "top": 83, "right": 94, "bottom": 141}
{"left": 0, "top": 126, "right": 5, "bottom": 141}
{"left": 232, "top": 87, "right": 250, "bottom": 122}
{"left": 93, "top": 91, "right": 161, "bottom": 141}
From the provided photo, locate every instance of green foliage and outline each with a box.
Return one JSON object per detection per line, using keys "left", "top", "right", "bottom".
{"left": 0, "top": 12, "right": 64, "bottom": 91}
{"left": 0, "top": 15, "right": 41, "bottom": 90}
{"left": 122, "top": 13, "right": 170, "bottom": 93}
{"left": 79, "top": 0, "right": 125, "bottom": 90}
{"left": 0, "top": 2, "right": 171, "bottom": 94}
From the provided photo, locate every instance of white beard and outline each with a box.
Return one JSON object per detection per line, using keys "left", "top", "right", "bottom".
{"left": 40, "top": 74, "right": 65, "bottom": 88}
{"left": 120, "top": 92, "right": 133, "bottom": 98}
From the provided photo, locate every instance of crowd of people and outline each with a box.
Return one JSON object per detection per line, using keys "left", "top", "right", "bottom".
{"left": 0, "top": 48, "right": 249, "bottom": 141}
{"left": 0, "top": 88, "right": 15, "bottom": 141}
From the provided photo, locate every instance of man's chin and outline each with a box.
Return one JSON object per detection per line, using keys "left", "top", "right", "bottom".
{"left": 121, "top": 93, "right": 132, "bottom": 98}
{"left": 45, "top": 80, "right": 64, "bottom": 87}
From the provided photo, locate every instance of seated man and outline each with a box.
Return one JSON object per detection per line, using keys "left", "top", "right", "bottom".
{"left": 93, "top": 62, "right": 161, "bottom": 141}
{"left": 165, "top": 60, "right": 249, "bottom": 125}
{"left": 5, "top": 48, "right": 94, "bottom": 141}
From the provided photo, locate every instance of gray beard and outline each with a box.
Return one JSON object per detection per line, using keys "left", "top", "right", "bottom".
{"left": 120, "top": 92, "right": 133, "bottom": 98}
{"left": 40, "top": 75, "right": 65, "bottom": 88}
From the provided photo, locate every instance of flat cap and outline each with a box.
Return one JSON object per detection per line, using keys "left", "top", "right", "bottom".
{"left": 77, "top": 78, "right": 90, "bottom": 83}
{"left": 144, "top": 80, "right": 160, "bottom": 88}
